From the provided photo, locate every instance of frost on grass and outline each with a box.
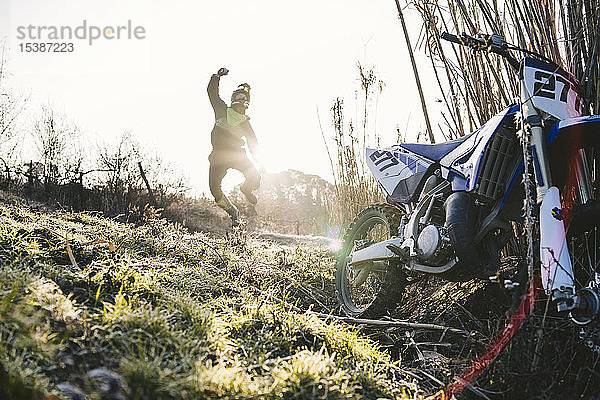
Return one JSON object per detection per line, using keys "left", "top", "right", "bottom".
{"left": 0, "top": 201, "right": 414, "bottom": 399}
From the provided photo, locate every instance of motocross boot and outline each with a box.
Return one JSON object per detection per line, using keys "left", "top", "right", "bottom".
{"left": 240, "top": 183, "right": 258, "bottom": 206}
{"left": 216, "top": 195, "right": 240, "bottom": 227}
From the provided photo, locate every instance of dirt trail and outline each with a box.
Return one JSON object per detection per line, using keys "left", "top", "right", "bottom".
{"left": 252, "top": 231, "right": 335, "bottom": 247}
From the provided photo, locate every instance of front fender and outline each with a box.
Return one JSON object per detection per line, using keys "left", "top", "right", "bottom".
{"left": 546, "top": 115, "right": 600, "bottom": 190}
{"left": 547, "top": 115, "right": 600, "bottom": 146}
{"left": 540, "top": 186, "right": 574, "bottom": 294}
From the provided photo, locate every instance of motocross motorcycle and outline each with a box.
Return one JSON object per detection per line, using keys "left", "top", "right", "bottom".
{"left": 335, "top": 32, "right": 600, "bottom": 326}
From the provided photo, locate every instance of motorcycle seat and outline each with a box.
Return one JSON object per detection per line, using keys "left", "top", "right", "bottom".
{"left": 398, "top": 133, "right": 473, "bottom": 161}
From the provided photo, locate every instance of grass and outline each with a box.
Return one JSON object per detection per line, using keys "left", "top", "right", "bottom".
{"left": 2, "top": 194, "right": 598, "bottom": 399}
{"left": 0, "top": 195, "right": 414, "bottom": 400}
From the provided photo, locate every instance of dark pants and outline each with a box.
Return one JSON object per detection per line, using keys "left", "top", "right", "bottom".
{"left": 208, "top": 149, "right": 260, "bottom": 210}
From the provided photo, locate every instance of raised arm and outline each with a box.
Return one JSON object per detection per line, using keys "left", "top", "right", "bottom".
{"left": 207, "top": 68, "right": 228, "bottom": 115}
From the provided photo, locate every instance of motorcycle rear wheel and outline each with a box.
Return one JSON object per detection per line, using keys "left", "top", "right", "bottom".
{"left": 335, "top": 204, "right": 407, "bottom": 318}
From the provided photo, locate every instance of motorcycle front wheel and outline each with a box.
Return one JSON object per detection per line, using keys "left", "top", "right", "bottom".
{"left": 335, "top": 204, "right": 407, "bottom": 318}
{"left": 567, "top": 200, "right": 600, "bottom": 325}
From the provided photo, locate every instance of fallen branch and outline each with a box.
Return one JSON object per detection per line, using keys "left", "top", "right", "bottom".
{"left": 65, "top": 234, "right": 79, "bottom": 269}
{"left": 247, "top": 285, "right": 473, "bottom": 337}
{"left": 319, "top": 314, "right": 473, "bottom": 337}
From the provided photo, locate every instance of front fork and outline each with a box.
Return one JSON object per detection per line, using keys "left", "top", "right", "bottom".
{"left": 521, "top": 82, "right": 598, "bottom": 321}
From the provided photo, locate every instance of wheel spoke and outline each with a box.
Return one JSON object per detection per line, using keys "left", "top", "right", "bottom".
{"left": 336, "top": 206, "right": 407, "bottom": 317}
{"left": 571, "top": 226, "right": 600, "bottom": 290}
{"left": 343, "top": 217, "right": 390, "bottom": 310}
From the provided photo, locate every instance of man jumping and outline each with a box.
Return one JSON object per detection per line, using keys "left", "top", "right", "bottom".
{"left": 207, "top": 67, "right": 260, "bottom": 227}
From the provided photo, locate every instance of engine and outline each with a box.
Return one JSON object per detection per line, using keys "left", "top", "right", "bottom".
{"left": 397, "top": 174, "right": 484, "bottom": 273}
{"left": 404, "top": 175, "right": 456, "bottom": 267}
{"left": 404, "top": 184, "right": 479, "bottom": 271}
{"left": 416, "top": 223, "right": 453, "bottom": 266}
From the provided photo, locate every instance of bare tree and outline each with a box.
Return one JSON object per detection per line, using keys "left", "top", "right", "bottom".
{"left": 96, "top": 131, "right": 139, "bottom": 193}
{"left": 135, "top": 147, "right": 189, "bottom": 203}
{"left": 32, "top": 106, "right": 79, "bottom": 186}
{"left": 0, "top": 41, "right": 26, "bottom": 182}
{"left": 95, "top": 132, "right": 189, "bottom": 213}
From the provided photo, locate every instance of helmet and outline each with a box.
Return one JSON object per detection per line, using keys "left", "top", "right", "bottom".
{"left": 231, "top": 83, "right": 251, "bottom": 108}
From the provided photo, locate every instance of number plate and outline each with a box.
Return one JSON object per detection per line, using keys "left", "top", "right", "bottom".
{"left": 523, "top": 57, "right": 584, "bottom": 120}
{"left": 366, "top": 147, "right": 433, "bottom": 196}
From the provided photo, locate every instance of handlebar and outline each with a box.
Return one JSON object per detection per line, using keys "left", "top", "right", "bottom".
{"left": 441, "top": 31, "right": 520, "bottom": 71}
{"left": 441, "top": 32, "right": 502, "bottom": 51}
{"left": 440, "top": 32, "right": 461, "bottom": 45}
{"left": 441, "top": 32, "right": 487, "bottom": 49}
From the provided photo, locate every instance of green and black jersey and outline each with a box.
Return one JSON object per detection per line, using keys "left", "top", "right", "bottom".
{"left": 207, "top": 74, "right": 258, "bottom": 153}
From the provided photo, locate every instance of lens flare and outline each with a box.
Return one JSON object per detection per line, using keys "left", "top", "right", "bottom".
{"left": 326, "top": 226, "right": 343, "bottom": 253}
{"left": 328, "top": 239, "right": 343, "bottom": 253}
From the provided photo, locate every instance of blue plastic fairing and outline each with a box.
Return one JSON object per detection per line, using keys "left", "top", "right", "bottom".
{"left": 397, "top": 135, "right": 471, "bottom": 161}
{"left": 547, "top": 115, "right": 600, "bottom": 144}
{"left": 439, "top": 104, "right": 520, "bottom": 192}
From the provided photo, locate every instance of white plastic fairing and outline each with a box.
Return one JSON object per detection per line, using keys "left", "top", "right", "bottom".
{"left": 523, "top": 58, "right": 584, "bottom": 120}
{"left": 366, "top": 147, "right": 432, "bottom": 196}
{"left": 539, "top": 186, "right": 574, "bottom": 294}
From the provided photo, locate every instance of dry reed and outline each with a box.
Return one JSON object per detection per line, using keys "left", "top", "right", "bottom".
{"left": 408, "top": 0, "right": 599, "bottom": 136}
{"left": 323, "top": 64, "right": 387, "bottom": 227}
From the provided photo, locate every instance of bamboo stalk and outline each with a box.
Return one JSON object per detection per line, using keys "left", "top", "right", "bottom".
{"left": 395, "top": 0, "right": 436, "bottom": 143}
{"left": 409, "top": 0, "right": 598, "bottom": 136}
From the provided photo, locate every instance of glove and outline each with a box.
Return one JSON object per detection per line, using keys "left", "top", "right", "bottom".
{"left": 217, "top": 67, "right": 229, "bottom": 77}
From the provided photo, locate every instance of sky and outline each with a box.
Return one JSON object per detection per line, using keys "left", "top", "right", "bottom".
{"left": 0, "top": 0, "right": 446, "bottom": 196}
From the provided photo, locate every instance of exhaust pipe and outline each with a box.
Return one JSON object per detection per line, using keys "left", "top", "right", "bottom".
{"left": 444, "top": 191, "right": 481, "bottom": 273}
